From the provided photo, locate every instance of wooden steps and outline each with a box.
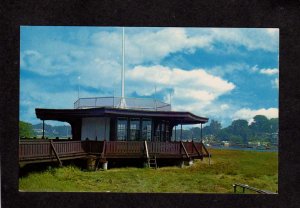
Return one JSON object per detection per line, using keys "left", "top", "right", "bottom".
{"left": 148, "top": 155, "right": 157, "bottom": 169}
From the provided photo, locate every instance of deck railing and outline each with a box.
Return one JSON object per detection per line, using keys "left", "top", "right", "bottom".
{"left": 19, "top": 140, "right": 208, "bottom": 162}
{"left": 19, "top": 140, "right": 86, "bottom": 161}
{"left": 74, "top": 96, "right": 171, "bottom": 111}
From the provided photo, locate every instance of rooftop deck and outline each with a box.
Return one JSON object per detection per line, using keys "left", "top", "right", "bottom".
{"left": 74, "top": 97, "right": 171, "bottom": 111}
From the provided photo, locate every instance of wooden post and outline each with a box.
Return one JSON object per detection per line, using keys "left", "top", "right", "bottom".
{"left": 144, "top": 140, "right": 149, "bottom": 159}
{"left": 144, "top": 140, "right": 150, "bottom": 168}
{"left": 42, "top": 120, "right": 45, "bottom": 139}
{"left": 50, "top": 140, "right": 62, "bottom": 167}
{"left": 174, "top": 125, "right": 176, "bottom": 141}
{"left": 101, "top": 140, "right": 106, "bottom": 158}
{"left": 180, "top": 141, "right": 190, "bottom": 159}
{"left": 192, "top": 140, "right": 202, "bottom": 158}
{"left": 180, "top": 123, "right": 182, "bottom": 141}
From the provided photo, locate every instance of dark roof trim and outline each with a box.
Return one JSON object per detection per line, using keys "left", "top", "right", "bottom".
{"left": 36, "top": 107, "right": 209, "bottom": 124}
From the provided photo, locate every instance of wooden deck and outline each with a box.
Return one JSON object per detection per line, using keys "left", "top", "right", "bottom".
{"left": 19, "top": 140, "right": 210, "bottom": 165}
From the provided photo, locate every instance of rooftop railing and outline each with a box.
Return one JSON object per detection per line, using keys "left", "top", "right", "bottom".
{"left": 74, "top": 97, "right": 171, "bottom": 111}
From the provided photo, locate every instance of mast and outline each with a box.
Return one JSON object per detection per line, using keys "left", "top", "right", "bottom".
{"left": 119, "top": 27, "right": 127, "bottom": 108}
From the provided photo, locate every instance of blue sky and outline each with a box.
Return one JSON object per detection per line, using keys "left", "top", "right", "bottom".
{"left": 20, "top": 26, "right": 279, "bottom": 127}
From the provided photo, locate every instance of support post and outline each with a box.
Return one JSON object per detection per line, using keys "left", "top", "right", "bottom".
{"left": 200, "top": 123, "right": 203, "bottom": 143}
{"left": 179, "top": 160, "right": 184, "bottom": 168}
{"left": 101, "top": 140, "right": 106, "bottom": 158}
{"left": 180, "top": 123, "right": 182, "bottom": 141}
{"left": 144, "top": 140, "right": 149, "bottom": 159}
{"left": 87, "top": 156, "right": 97, "bottom": 171}
{"left": 102, "top": 161, "right": 108, "bottom": 170}
{"left": 174, "top": 125, "right": 176, "bottom": 141}
{"left": 50, "top": 140, "right": 62, "bottom": 167}
{"left": 104, "top": 118, "right": 107, "bottom": 141}
{"left": 180, "top": 141, "right": 190, "bottom": 159}
{"left": 192, "top": 140, "right": 202, "bottom": 158}
{"left": 42, "top": 120, "right": 45, "bottom": 139}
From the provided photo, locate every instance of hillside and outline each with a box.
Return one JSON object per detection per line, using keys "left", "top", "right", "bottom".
{"left": 32, "top": 123, "right": 71, "bottom": 138}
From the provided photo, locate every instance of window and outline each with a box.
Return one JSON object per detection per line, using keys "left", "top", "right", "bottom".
{"left": 117, "top": 118, "right": 127, "bottom": 141}
{"left": 142, "top": 119, "right": 152, "bottom": 141}
{"left": 154, "top": 121, "right": 169, "bottom": 142}
{"left": 129, "top": 118, "right": 140, "bottom": 141}
{"left": 165, "top": 122, "right": 170, "bottom": 141}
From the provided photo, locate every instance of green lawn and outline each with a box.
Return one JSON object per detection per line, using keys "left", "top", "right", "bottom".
{"left": 19, "top": 149, "right": 278, "bottom": 193}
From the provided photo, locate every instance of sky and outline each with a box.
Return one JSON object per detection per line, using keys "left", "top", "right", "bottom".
{"left": 20, "top": 26, "right": 279, "bottom": 128}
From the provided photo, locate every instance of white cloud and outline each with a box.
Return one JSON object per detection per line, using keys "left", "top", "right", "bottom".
{"left": 126, "top": 65, "right": 235, "bottom": 115}
{"left": 21, "top": 27, "right": 279, "bottom": 80}
{"left": 220, "top": 104, "right": 230, "bottom": 110}
{"left": 209, "top": 28, "right": 279, "bottom": 52}
{"left": 260, "top": 68, "right": 279, "bottom": 75}
{"left": 91, "top": 28, "right": 213, "bottom": 65}
{"left": 232, "top": 108, "right": 278, "bottom": 122}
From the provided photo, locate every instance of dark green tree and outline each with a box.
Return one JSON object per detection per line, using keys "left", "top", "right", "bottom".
{"left": 269, "top": 118, "right": 279, "bottom": 133}
{"left": 250, "top": 115, "right": 270, "bottom": 133}
{"left": 19, "top": 121, "right": 35, "bottom": 138}
{"left": 217, "top": 128, "right": 231, "bottom": 141}
{"left": 229, "top": 119, "right": 251, "bottom": 144}
{"left": 203, "top": 120, "right": 222, "bottom": 136}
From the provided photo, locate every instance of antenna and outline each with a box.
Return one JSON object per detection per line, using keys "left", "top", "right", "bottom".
{"left": 119, "top": 27, "right": 127, "bottom": 108}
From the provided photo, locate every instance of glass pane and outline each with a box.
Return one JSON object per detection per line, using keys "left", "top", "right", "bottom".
{"left": 142, "top": 119, "right": 152, "bottom": 141}
{"left": 117, "top": 119, "right": 127, "bottom": 141}
{"left": 129, "top": 118, "right": 140, "bottom": 141}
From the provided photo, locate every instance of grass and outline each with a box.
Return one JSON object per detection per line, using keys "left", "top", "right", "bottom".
{"left": 19, "top": 149, "right": 278, "bottom": 193}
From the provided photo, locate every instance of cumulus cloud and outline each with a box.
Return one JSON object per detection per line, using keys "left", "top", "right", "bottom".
{"left": 21, "top": 27, "right": 279, "bottom": 79}
{"left": 91, "top": 28, "right": 213, "bottom": 65}
{"left": 260, "top": 68, "right": 279, "bottom": 75}
{"left": 126, "top": 65, "right": 235, "bottom": 113}
{"left": 232, "top": 108, "right": 278, "bottom": 122}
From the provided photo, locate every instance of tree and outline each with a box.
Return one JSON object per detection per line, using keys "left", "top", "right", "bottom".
{"left": 250, "top": 115, "right": 270, "bottom": 133}
{"left": 203, "top": 120, "right": 222, "bottom": 136}
{"left": 229, "top": 119, "right": 251, "bottom": 144}
{"left": 19, "top": 121, "right": 35, "bottom": 138}
{"left": 269, "top": 118, "right": 279, "bottom": 133}
{"left": 217, "top": 128, "right": 231, "bottom": 141}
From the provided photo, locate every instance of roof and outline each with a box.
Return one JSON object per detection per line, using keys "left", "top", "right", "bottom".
{"left": 36, "top": 107, "right": 208, "bottom": 125}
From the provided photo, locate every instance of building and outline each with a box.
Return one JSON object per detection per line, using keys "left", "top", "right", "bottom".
{"left": 19, "top": 96, "right": 210, "bottom": 169}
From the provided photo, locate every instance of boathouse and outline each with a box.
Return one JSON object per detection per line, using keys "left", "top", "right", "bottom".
{"left": 19, "top": 97, "right": 210, "bottom": 169}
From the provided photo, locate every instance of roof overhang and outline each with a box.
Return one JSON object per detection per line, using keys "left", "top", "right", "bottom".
{"left": 36, "top": 107, "right": 209, "bottom": 125}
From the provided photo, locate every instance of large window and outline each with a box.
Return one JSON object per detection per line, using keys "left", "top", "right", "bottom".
{"left": 117, "top": 118, "right": 127, "bottom": 141}
{"left": 142, "top": 119, "right": 152, "bottom": 141}
{"left": 129, "top": 118, "right": 140, "bottom": 141}
{"left": 154, "top": 121, "right": 169, "bottom": 142}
